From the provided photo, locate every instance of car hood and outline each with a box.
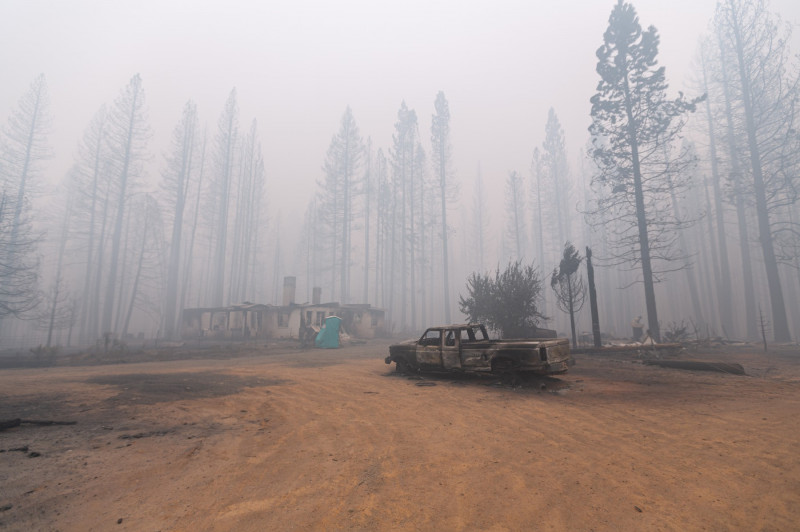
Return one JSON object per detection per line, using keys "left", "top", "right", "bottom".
{"left": 391, "top": 339, "right": 418, "bottom": 348}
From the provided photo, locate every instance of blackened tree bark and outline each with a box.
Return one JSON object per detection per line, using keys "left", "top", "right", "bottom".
{"left": 586, "top": 247, "right": 602, "bottom": 348}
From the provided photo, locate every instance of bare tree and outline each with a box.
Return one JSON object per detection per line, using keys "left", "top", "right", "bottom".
{"left": 160, "top": 101, "right": 199, "bottom": 338}
{"left": 230, "top": 118, "right": 266, "bottom": 303}
{"left": 67, "top": 106, "right": 110, "bottom": 341}
{"left": 179, "top": 129, "right": 208, "bottom": 312}
{"left": 713, "top": 26, "right": 759, "bottom": 340}
{"left": 715, "top": 0, "right": 799, "bottom": 341}
{"left": 120, "top": 194, "right": 165, "bottom": 338}
{"left": 665, "top": 141, "right": 705, "bottom": 331}
{"left": 0, "top": 74, "right": 51, "bottom": 320}
{"left": 210, "top": 89, "right": 239, "bottom": 306}
{"left": 696, "top": 39, "right": 735, "bottom": 337}
{"left": 100, "top": 74, "right": 151, "bottom": 335}
{"left": 37, "top": 190, "right": 74, "bottom": 347}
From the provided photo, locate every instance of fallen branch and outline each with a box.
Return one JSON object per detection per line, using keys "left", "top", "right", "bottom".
{"left": 642, "top": 360, "right": 745, "bottom": 375}
{"left": 573, "top": 343, "right": 683, "bottom": 355}
{"left": 0, "top": 419, "right": 77, "bottom": 431}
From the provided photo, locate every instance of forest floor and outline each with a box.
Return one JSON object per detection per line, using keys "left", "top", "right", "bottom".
{"left": 1, "top": 339, "right": 799, "bottom": 531}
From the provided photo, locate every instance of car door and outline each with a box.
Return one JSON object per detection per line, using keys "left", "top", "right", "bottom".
{"left": 459, "top": 325, "right": 490, "bottom": 369}
{"left": 416, "top": 329, "right": 443, "bottom": 368}
{"left": 442, "top": 329, "right": 462, "bottom": 370}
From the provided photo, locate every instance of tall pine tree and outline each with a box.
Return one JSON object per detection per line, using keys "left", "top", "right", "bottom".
{"left": 588, "top": 0, "right": 701, "bottom": 342}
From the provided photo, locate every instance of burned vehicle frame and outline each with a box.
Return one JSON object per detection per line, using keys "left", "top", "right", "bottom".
{"left": 385, "top": 323, "right": 571, "bottom": 377}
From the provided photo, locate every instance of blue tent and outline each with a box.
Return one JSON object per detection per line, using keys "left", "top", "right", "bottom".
{"left": 315, "top": 316, "right": 342, "bottom": 348}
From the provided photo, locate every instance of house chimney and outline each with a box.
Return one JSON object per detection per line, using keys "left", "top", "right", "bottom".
{"left": 282, "top": 276, "right": 296, "bottom": 306}
{"left": 312, "top": 287, "right": 322, "bottom": 305}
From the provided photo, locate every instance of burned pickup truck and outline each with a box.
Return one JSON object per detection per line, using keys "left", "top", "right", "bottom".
{"left": 385, "top": 323, "right": 571, "bottom": 377}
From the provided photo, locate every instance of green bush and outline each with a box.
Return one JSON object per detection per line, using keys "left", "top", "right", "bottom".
{"left": 459, "top": 260, "right": 546, "bottom": 338}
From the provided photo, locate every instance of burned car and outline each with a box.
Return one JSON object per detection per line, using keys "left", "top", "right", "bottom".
{"left": 385, "top": 323, "right": 571, "bottom": 376}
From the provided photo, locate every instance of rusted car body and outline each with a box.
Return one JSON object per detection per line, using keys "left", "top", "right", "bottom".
{"left": 385, "top": 323, "right": 571, "bottom": 376}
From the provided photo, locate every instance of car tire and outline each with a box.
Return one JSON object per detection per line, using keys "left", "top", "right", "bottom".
{"left": 395, "top": 359, "right": 410, "bottom": 374}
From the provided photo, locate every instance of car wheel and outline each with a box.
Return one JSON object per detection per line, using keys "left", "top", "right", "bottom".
{"left": 395, "top": 359, "right": 410, "bottom": 374}
{"left": 492, "top": 359, "right": 518, "bottom": 385}
{"left": 503, "top": 371, "right": 519, "bottom": 386}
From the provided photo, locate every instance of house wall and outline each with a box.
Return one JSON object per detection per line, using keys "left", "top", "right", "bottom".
{"left": 263, "top": 308, "right": 285, "bottom": 338}
{"left": 248, "top": 310, "right": 268, "bottom": 338}
{"left": 181, "top": 305, "right": 386, "bottom": 341}
{"left": 182, "top": 311, "right": 204, "bottom": 338}
{"left": 349, "top": 309, "right": 386, "bottom": 338}
{"left": 226, "top": 310, "right": 269, "bottom": 339}
{"left": 268, "top": 307, "right": 302, "bottom": 339}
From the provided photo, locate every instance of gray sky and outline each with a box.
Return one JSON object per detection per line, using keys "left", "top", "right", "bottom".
{"left": 2, "top": 0, "right": 799, "bottom": 223}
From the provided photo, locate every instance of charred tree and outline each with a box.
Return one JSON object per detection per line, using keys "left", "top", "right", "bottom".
{"left": 161, "top": 101, "right": 198, "bottom": 338}
{"left": 586, "top": 247, "right": 602, "bottom": 348}
{"left": 101, "top": 74, "right": 151, "bottom": 335}
{"left": 551, "top": 242, "right": 587, "bottom": 348}
{"left": 210, "top": 89, "right": 239, "bottom": 307}
{"left": 0, "top": 74, "right": 51, "bottom": 320}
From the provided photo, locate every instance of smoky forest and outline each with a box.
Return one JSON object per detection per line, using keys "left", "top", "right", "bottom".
{"left": 2, "top": 0, "right": 800, "bottom": 349}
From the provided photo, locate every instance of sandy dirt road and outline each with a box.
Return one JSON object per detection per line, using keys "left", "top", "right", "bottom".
{"left": 1, "top": 341, "right": 799, "bottom": 531}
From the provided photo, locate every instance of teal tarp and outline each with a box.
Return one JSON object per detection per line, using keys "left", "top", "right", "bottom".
{"left": 315, "top": 316, "right": 341, "bottom": 348}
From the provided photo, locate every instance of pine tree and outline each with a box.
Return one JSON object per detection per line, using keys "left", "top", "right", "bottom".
{"left": 588, "top": 0, "right": 702, "bottom": 342}
{"left": 69, "top": 106, "right": 109, "bottom": 341}
{"left": 319, "top": 106, "right": 363, "bottom": 303}
{"left": 471, "top": 165, "right": 489, "bottom": 274}
{"left": 0, "top": 74, "right": 51, "bottom": 319}
{"left": 715, "top": 0, "right": 799, "bottom": 342}
{"left": 697, "top": 39, "right": 735, "bottom": 338}
{"left": 542, "top": 108, "right": 571, "bottom": 250}
{"left": 388, "top": 102, "right": 419, "bottom": 329}
{"left": 210, "top": 89, "right": 239, "bottom": 306}
{"left": 431, "top": 91, "right": 457, "bottom": 322}
{"left": 161, "top": 101, "right": 199, "bottom": 338}
{"left": 504, "top": 171, "right": 526, "bottom": 261}
{"left": 100, "top": 74, "right": 151, "bottom": 335}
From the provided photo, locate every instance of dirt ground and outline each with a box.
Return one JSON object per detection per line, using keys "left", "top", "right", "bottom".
{"left": 1, "top": 340, "right": 799, "bottom": 531}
